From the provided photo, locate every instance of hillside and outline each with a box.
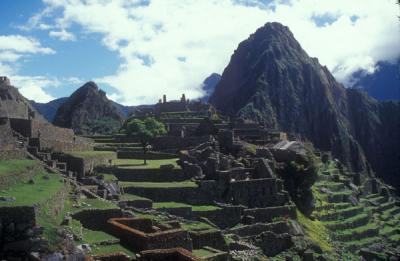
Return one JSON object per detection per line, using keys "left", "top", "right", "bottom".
{"left": 31, "top": 97, "right": 68, "bottom": 122}
{"left": 209, "top": 22, "right": 400, "bottom": 191}
{"left": 53, "top": 81, "right": 125, "bottom": 135}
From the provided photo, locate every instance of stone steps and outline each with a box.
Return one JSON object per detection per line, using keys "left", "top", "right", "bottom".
{"left": 317, "top": 206, "right": 364, "bottom": 222}
{"left": 325, "top": 213, "right": 370, "bottom": 230}
{"left": 377, "top": 201, "right": 397, "bottom": 212}
{"left": 327, "top": 191, "right": 352, "bottom": 203}
{"left": 379, "top": 226, "right": 400, "bottom": 238}
{"left": 333, "top": 224, "right": 379, "bottom": 242}
{"left": 343, "top": 236, "right": 380, "bottom": 252}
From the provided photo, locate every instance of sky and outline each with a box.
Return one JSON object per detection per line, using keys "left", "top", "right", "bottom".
{"left": 0, "top": 0, "right": 399, "bottom": 104}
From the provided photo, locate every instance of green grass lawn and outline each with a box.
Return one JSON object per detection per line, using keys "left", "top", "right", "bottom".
{"left": 119, "top": 181, "right": 197, "bottom": 188}
{"left": 0, "top": 159, "right": 38, "bottom": 177}
{"left": 90, "top": 243, "right": 136, "bottom": 258}
{"left": 119, "top": 194, "right": 150, "bottom": 201}
{"left": 181, "top": 221, "right": 218, "bottom": 232}
{"left": 153, "top": 201, "right": 221, "bottom": 212}
{"left": 0, "top": 172, "right": 64, "bottom": 207}
{"left": 153, "top": 201, "right": 191, "bottom": 208}
{"left": 67, "top": 151, "right": 116, "bottom": 159}
{"left": 193, "top": 248, "right": 215, "bottom": 258}
{"left": 98, "top": 173, "right": 118, "bottom": 181}
{"left": 113, "top": 158, "right": 179, "bottom": 169}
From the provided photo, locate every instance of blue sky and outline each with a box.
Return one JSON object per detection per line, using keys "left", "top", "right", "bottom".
{"left": 0, "top": 0, "right": 399, "bottom": 104}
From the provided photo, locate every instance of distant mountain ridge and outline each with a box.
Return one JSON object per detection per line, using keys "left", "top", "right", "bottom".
{"left": 210, "top": 22, "right": 400, "bottom": 191}
{"left": 31, "top": 90, "right": 135, "bottom": 123}
{"left": 53, "top": 81, "right": 125, "bottom": 135}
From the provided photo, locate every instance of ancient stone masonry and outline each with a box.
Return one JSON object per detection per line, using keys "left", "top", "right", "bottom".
{"left": 178, "top": 141, "right": 291, "bottom": 209}
{"left": 107, "top": 217, "right": 193, "bottom": 252}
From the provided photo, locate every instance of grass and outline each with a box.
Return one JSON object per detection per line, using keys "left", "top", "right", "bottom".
{"left": 153, "top": 201, "right": 190, "bottom": 208}
{"left": 0, "top": 159, "right": 38, "bottom": 177}
{"left": 120, "top": 181, "right": 197, "bottom": 188}
{"left": 119, "top": 194, "right": 150, "bottom": 201}
{"left": 297, "top": 210, "right": 335, "bottom": 254}
{"left": 181, "top": 221, "right": 217, "bottom": 232}
{"left": 192, "top": 205, "right": 221, "bottom": 211}
{"left": 0, "top": 172, "right": 64, "bottom": 206}
{"left": 67, "top": 151, "right": 116, "bottom": 158}
{"left": 113, "top": 158, "right": 179, "bottom": 169}
{"left": 90, "top": 243, "right": 136, "bottom": 258}
{"left": 98, "top": 173, "right": 118, "bottom": 181}
{"left": 193, "top": 248, "right": 215, "bottom": 258}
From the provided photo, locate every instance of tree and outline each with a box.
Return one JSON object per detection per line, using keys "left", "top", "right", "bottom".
{"left": 125, "top": 117, "right": 167, "bottom": 165}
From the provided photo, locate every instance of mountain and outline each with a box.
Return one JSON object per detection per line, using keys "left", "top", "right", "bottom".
{"left": 53, "top": 81, "right": 125, "bottom": 135}
{"left": 31, "top": 98, "right": 68, "bottom": 122}
{"left": 351, "top": 60, "right": 400, "bottom": 101}
{"left": 210, "top": 22, "right": 400, "bottom": 190}
{"left": 0, "top": 77, "right": 46, "bottom": 121}
{"left": 200, "top": 73, "right": 221, "bottom": 102}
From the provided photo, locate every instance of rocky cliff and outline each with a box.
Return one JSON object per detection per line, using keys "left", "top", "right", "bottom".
{"left": 53, "top": 81, "right": 124, "bottom": 135}
{"left": 0, "top": 77, "right": 45, "bottom": 121}
{"left": 210, "top": 22, "right": 400, "bottom": 190}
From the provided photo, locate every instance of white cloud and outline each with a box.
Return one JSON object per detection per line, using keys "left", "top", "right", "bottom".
{"left": 0, "top": 34, "right": 57, "bottom": 103}
{"left": 0, "top": 35, "right": 55, "bottom": 54}
{"left": 49, "top": 29, "right": 76, "bottom": 41}
{"left": 12, "top": 76, "right": 58, "bottom": 103}
{"left": 28, "top": 0, "right": 400, "bottom": 104}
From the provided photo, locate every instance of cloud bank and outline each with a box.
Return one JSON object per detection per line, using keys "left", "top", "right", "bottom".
{"left": 15, "top": 0, "right": 400, "bottom": 104}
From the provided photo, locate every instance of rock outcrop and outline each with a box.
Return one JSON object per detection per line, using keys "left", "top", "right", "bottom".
{"left": 210, "top": 22, "right": 400, "bottom": 191}
{"left": 53, "top": 81, "right": 124, "bottom": 135}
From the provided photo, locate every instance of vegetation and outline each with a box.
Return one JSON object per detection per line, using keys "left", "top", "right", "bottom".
{"left": 296, "top": 210, "right": 335, "bottom": 254}
{"left": 113, "top": 158, "right": 179, "bottom": 169}
{"left": 119, "top": 180, "right": 197, "bottom": 188}
{"left": 0, "top": 159, "right": 38, "bottom": 177}
{"left": 0, "top": 172, "right": 64, "bottom": 207}
{"left": 125, "top": 117, "right": 167, "bottom": 165}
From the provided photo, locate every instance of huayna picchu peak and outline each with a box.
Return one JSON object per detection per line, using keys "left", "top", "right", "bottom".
{"left": 210, "top": 22, "right": 400, "bottom": 193}
{"left": 53, "top": 81, "right": 125, "bottom": 135}
{"left": 1, "top": 2, "right": 399, "bottom": 260}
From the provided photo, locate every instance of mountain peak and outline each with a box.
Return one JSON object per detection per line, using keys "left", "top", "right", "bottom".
{"left": 53, "top": 81, "right": 124, "bottom": 135}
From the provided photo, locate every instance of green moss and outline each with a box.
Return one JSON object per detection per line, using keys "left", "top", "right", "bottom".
{"left": 296, "top": 211, "right": 335, "bottom": 254}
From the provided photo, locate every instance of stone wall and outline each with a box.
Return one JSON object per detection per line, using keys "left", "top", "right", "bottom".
{"left": 243, "top": 205, "right": 297, "bottom": 223}
{"left": 0, "top": 206, "right": 36, "bottom": 251}
{"left": 228, "top": 178, "right": 286, "bottom": 208}
{"left": 0, "top": 150, "right": 26, "bottom": 160}
{"left": 107, "top": 218, "right": 193, "bottom": 252}
{"left": 72, "top": 208, "right": 122, "bottom": 232}
{"left": 123, "top": 185, "right": 214, "bottom": 205}
{"left": 97, "top": 167, "right": 188, "bottom": 182}
{"left": 153, "top": 136, "right": 210, "bottom": 151}
{"left": 53, "top": 152, "right": 116, "bottom": 178}
{"left": 193, "top": 205, "right": 243, "bottom": 229}
{"left": 0, "top": 118, "right": 17, "bottom": 150}
{"left": 189, "top": 230, "right": 227, "bottom": 251}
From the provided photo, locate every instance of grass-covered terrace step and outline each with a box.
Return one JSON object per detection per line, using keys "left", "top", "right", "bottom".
{"left": 324, "top": 213, "right": 370, "bottom": 230}
{"left": 333, "top": 223, "right": 379, "bottom": 242}
{"left": 317, "top": 206, "right": 364, "bottom": 222}
{"left": 343, "top": 236, "right": 381, "bottom": 252}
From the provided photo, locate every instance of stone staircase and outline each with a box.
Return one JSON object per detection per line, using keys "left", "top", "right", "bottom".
{"left": 314, "top": 160, "right": 400, "bottom": 255}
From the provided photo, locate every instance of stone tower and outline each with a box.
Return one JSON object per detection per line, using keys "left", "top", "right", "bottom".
{"left": 0, "top": 76, "right": 10, "bottom": 86}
